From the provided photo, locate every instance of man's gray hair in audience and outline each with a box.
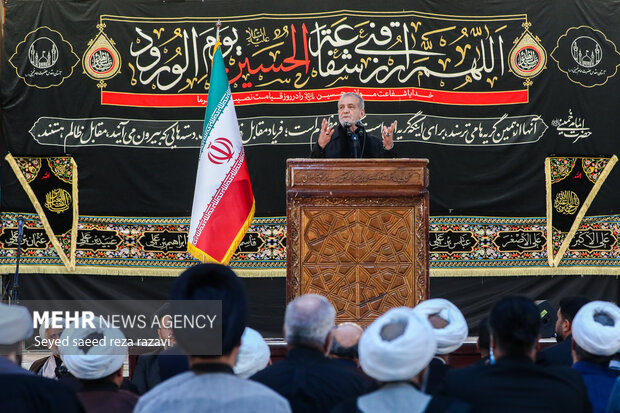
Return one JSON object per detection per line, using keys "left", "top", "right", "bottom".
{"left": 285, "top": 294, "right": 336, "bottom": 349}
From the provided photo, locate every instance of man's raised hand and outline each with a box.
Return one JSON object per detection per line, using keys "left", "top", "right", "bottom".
{"left": 318, "top": 118, "right": 335, "bottom": 149}
{"left": 382, "top": 120, "right": 397, "bottom": 150}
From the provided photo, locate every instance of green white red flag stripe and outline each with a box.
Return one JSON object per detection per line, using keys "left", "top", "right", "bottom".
{"left": 188, "top": 42, "right": 255, "bottom": 264}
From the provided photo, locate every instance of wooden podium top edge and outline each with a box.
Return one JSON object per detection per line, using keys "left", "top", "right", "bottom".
{"left": 286, "top": 158, "right": 429, "bottom": 189}
{"left": 286, "top": 158, "right": 429, "bottom": 166}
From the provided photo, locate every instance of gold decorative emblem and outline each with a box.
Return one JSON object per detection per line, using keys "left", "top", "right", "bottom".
{"left": 44, "top": 188, "right": 72, "bottom": 213}
{"left": 553, "top": 190, "right": 580, "bottom": 215}
{"left": 82, "top": 28, "right": 121, "bottom": 81}
{"left": 509, "top": 24, "right": 547, "bottom": 82}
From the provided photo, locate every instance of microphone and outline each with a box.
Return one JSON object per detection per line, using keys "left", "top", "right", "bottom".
{"left": 355, "top": 120, "right": 366, "bottom": 129}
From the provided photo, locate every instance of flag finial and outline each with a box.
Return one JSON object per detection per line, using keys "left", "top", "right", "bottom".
{"left": 216, "top": 19, "right": 222, "bottom": 41}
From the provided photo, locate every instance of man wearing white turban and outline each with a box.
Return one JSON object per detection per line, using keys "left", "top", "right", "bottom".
{"left": 0, "top": 302, "right": 33, "bottom": 374}
{"left": 0, "top": 303, "right": 84, "bottom": 413}
{"left": 412, "top": 298, "right": 468, "bottom": 394}
{"left": 234, "top": 327, "right": 271, "bottom": 379}
{"left": 331, "top": 307, "right": 470, "bottom": 413}
{"left": 59, "top": 317, "right": 138, "bottom": 413}
{"left": 29, "top": 317, "right": 65, "bottom": 379}
{"left": 571, "top": 301, "right": 620, "bottom": 413}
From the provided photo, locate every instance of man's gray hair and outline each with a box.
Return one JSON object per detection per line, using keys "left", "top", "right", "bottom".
{"left": 285, "top": 294, "right": 336, "bottom": 348}
{"left": 339, "top": 92, "right": 364, "bottom": 110}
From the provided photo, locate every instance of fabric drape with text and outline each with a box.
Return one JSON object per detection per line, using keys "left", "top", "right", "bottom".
{"left": 187, "top": 42, "right": 255, "bottom": 264}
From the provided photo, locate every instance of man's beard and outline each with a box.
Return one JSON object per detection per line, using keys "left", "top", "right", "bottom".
{"left": 555, "top": 331, "right": 564, "bottom": 342}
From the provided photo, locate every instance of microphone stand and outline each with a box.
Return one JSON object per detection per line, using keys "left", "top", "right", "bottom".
{"left": 344, "top": 121, "right": 361, "bottom": 159}
{"left": 353, "top": 120, "right": 366, "bottom": 158}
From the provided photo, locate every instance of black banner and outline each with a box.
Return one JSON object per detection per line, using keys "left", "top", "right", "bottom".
{"left": 2, "top": 0, "right": 619, "bottom": 221}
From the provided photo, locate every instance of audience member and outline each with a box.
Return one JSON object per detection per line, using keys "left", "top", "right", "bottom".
{"left": 332, "top": 307, "right": 471, "bottom": 413}
{"left": 475, "top": 317, "right": 491, "bottom": 366}
{"left": 59, "top": 317, "right": 138, "bottom": 413}
{"left": 441, "top": 296, "right": 592, "bottom": 413}
{"left": 0, "top": 303, "right": 84, "bottom": 413}
{"left": 571, "top": 301, "right": 620, "bottom": 413}
{"left": 134, "top": 263, "right": 291, "bottom": 413}
{"left": 611, "top": 350, "right": 620, "bottom": 373}
{"left": 0, "top": 302, "right": 32, "bottom": 375}
{"left": 607, "top": 377, "right": 620, "bottom": 413}
{"left": 329, "top": 322, "right": 364, "bottom": 369}
{"left": 4, "top": 286, "right": 618, "bottom": 413}
{"left": 251, "top": 294, "right": 376, "bottom": 413}
{"left": 29, "top": 318, "right": 65, "bottom": 378}
{"left": 156, "top": 344, "right": 190, "bottom": 382}
{"left": 234, "top": 327, "right": 271, "bottom": 378}
{"left": 537, "top": 296, "right": 591, "bottom": 366}
{"left": 413, "top": 298, "right": 468, "bottom": 394}
{"left": 132, "top": 303, "right": 175, "bottom": 394}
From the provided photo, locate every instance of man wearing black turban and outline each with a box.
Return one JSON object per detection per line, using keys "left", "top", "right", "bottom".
{"left": 134, "top": 264, "right": 291, "bottom": 413}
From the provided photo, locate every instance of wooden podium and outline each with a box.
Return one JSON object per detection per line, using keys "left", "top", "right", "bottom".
{"left": 286, "top": 158, "right": 429, "bottom": 326}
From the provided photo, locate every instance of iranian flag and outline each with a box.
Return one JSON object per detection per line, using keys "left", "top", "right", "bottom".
{"left": 188, "top": 42, "right": 255, "bottom": 264}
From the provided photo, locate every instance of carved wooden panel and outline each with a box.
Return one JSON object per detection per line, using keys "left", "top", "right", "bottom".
{"left": 287, "top": 159, "right": 429, "bottom": 326}
{"left": 299, "top": 207, "right": 418, "bottom": 325}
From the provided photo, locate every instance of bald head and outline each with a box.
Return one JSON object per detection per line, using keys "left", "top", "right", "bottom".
{"left": 333, "top": 323, "right": 363, "bottom": 346}
{"left": 330, "top": 322, "right": 363, "bottom": 361}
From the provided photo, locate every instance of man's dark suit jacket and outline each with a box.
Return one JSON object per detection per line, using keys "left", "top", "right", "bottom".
{"left": 310, "top": 124, "right": 396, "bottom": 159}
{"left": 77, "top": 381, "right": 139, "bottom": 413}
{"left": 441, "top": 355, "right": 592, "bottom": 413}
{"left": 536, "top": 335, "right": 573, "bottom": 366}
{"left": 157, "top": 345, "right": 189, "bottom": 382}
{"left": 425, "top": 357, "right": 452, "bottom": 395}
{"left": 0, "top": 374, "right": 85, "bottom": 413}
{"left": 250, "top": 346, "right": 376, "bottom": 413}
{"left": 132, "top": 349, "right": 163, "bottom": 394}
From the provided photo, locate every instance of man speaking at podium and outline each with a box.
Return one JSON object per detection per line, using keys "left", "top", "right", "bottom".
{"left": 310, "top": 93, "right": 398, "bottom": 159}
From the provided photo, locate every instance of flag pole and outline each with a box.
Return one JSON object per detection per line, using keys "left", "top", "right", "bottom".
{"left": 200, "top": 18, "right": 221, "bottom": 266}
{"left": 187, "top": 17, "right": 255, "bottom": 265}
{"left": 201, "top": 19, "right": 221, "bottom": 266}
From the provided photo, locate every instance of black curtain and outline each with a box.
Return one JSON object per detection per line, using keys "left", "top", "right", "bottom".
{"left": 15, "top": 273, "right": 618, "bottom": 337}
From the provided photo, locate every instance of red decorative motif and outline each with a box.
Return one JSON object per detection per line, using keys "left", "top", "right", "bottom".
{"left": 207, "top": 137, "right": 233, "bottom": 164}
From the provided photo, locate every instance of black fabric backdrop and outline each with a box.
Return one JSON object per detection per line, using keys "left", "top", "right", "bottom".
{"left": 1, "top": 0, "right": 619, "bottom": 217}
{"left": 15, "top": 273, "right": 619, "bottom": 337}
